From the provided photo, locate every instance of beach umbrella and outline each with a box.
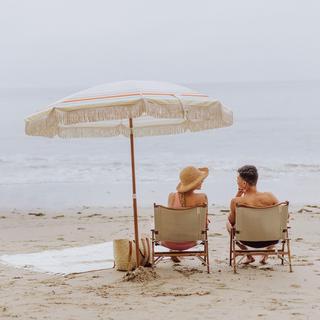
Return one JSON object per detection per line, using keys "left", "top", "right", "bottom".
{"left": 25, "top": 80, "right": 233, "bottom": 266}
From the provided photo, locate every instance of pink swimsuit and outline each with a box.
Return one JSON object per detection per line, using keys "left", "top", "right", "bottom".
{"left": 162, "top": 193, "right": 197, "bottom": 251}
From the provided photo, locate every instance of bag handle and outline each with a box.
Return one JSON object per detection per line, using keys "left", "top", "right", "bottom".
{"left": 145, "top": 238, "right": 151, "bottom": 262}
{"left": 133, "top": 239, "right": 147, "bottom": 265}
{"left": 140, "top": 238, "right": 148, "bottom": 266}
{"left": 127, "top": 240, "right": 133, "bottom": 271}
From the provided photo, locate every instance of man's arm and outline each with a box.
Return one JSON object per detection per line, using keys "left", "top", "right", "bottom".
{"left": 228, "top": 198, "right": 238, "bottom": 225}
{"left": 235, "top": 188, "right": 245, "bottom": 198}
{"left": 227, "top": 188, "right": 245, "bottom": 225}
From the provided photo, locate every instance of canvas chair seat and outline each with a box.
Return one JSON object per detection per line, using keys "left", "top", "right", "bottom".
{"left": 151, "top": 204, "right": 210, "bottom": 273}
{"left": 230, "top": 201, "right": 293, "bottom": 273}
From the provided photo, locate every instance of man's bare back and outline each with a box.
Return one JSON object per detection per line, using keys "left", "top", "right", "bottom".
{"left": 228, "top": 191, "right": 278, "bottom": 225}
{"left": 236, "top": 191, "right": 277, "bottom": 207}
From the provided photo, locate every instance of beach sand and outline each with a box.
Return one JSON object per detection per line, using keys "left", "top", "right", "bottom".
{"left": 0, "top": 205, "right": 319, "bottom": 319}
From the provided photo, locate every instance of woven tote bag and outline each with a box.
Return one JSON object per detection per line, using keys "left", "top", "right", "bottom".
{"left": 113, "top": 237, "right": 151, "bottom": 271}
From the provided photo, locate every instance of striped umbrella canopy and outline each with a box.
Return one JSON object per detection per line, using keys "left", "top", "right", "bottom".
{"left": 25, "top": 80, "right": 233, "bottom": 266}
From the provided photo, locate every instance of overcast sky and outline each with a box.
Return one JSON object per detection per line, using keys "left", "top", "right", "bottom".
{"left": 1, "top": 0, "right": 320, "bottom": 87}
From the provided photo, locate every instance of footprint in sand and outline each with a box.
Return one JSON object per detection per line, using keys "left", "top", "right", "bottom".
{"left": 209, "top": 232, "right": 223, "bottom": 237}
{"left": 259, "top": 266, "right": 274, "bottom": 271}
{"left": 87, "top": 213, "right": 102, "bottom": 218}
{"left": 173, "top": 266, "right": 204, "bottom": 277}
{"left": 150, "top": 290, "right": 210, "bottom": 297}
{"left": 28, "top": 212, "right": 45, "bottom": 217}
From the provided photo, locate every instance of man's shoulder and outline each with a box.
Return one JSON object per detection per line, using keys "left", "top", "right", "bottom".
{"left": 230, "top": 196, "right": 245, "bottom": 206}
{"left": 261, "top": 191, "right": 275, "bottom": 196}
{"left": 260, "top": 192, "right": 278, "bottom": 203}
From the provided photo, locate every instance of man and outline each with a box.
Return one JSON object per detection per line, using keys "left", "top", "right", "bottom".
{"left": 227, "top": 165, "right": 278, "bottom": 264}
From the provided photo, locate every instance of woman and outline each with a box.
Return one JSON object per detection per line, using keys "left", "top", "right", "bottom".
{"left": 162, "top": 166, "right": 209, "bottom": 260}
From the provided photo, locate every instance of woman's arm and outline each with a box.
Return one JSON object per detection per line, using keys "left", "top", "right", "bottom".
{"left": 196, "top": 193, "right": 208, "bottom": 206}
{"left": 167, "top": 192, "right": 175, "bottom": 207}
{"left": 203, "top": 194, "right": 208, "bottom": 206}
{"left": 198, "top": 193, "right": 210, "bottom": 224}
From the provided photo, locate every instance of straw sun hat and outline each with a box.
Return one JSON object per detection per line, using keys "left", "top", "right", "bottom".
{"left": 176, "top": 166, "right": 209, "bottom": 193}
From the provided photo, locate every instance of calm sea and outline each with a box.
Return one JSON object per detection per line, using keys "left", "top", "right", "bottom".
{"left": 0, "top": 81, "right": 319, "bottom": 210}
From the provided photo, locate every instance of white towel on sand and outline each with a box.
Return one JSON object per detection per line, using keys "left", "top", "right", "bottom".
{"left": 0, "top": 242, "right": 114, "bottom": 275}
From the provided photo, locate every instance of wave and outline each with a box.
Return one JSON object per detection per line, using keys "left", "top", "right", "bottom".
{"left": 0, "top": 155, "right": 319, "bottom": 185}
{"left": 285, "top": 163, "right": 320, "bottom": 170}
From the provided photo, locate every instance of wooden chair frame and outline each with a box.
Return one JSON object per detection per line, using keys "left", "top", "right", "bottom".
{"left": 151, "top": 204, "right": 210, "bottom": 273}
{"left": 229, "top": 201, "right": 292, "bottom": 273}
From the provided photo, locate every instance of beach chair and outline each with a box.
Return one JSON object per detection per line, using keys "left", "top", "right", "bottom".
{"left": 151, "top": 204, "right": 210, "bottom": 273}
{"left": 229, "top": 201, "right": 292, "bottom": 273}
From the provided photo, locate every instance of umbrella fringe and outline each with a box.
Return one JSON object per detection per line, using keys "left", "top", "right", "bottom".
{"left": 55, "top": 119, "right": 230, "bottom": 139}
{"left": 25, "top": 113, "right": 58, "bottom": 138}
{"left": 25, "top": 100, "right": 232, "bottom": 138}
{"left": 54, "top": 102, "right": 188, "bottom": 124}
{"left": 58, "top": 124, "right": 185, "bottom": 138}
{"left": 59, "top": 124, "right": 127, "bottom": 138}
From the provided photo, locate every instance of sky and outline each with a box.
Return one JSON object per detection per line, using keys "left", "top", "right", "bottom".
{"left": 0, "top": 0, "right": 320, "bottom": 87}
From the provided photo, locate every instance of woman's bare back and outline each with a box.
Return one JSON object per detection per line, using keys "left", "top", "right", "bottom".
{"left": 168, "top": 192, "right": 207, "bottom": 208}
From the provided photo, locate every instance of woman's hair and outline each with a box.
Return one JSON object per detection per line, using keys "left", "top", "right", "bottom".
{"left": 178, "top": 192, "right": 186, "bottom": 207}
{"left": 238, "top": 165, "right": 258, "bottom": 186}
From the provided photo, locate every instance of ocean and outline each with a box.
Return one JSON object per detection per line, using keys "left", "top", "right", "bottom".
{"left": 0, "top": 81, "right": 319, "bottom": 210}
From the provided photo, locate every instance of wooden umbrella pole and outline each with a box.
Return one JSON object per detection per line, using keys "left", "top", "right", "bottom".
{"left": 129, "top": 118, "right": 140, "bottom": 267}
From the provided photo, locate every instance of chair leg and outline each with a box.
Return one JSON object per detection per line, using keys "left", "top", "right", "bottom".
{"left": 151, "top": 234, "right": 155, "bottom": 270}
{"left": 203, "top": 245, "right": 207, "bottom": 264}
{"left": 151, "top": 250, "right": 155, "bottom": 269}
{"left": 281, "top": 241, "right": 285, "bottom": 265}
{"left": 232, "top": 238, "right": 237, "bottom": 274}
{"left": 205, "top": 241, "right": 210, "bottom": 274}
{"left": 229, "top": 231, "right": 232, "bottom": 266}
{"left": 287, "top": 239, "right": 293, "bottom": 272}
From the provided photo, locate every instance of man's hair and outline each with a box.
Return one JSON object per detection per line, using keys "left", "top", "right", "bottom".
{"left": 238, "top": 165, "right": 258, "bottom": 186}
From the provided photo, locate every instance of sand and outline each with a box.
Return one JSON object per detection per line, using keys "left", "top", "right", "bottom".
{"left": 0, "top": 205, "right": 319, "bottom": 319}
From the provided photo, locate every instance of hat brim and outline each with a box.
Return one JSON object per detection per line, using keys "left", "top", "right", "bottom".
{"left": 176, "top": 167, "right": 209, "bottom": 193}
